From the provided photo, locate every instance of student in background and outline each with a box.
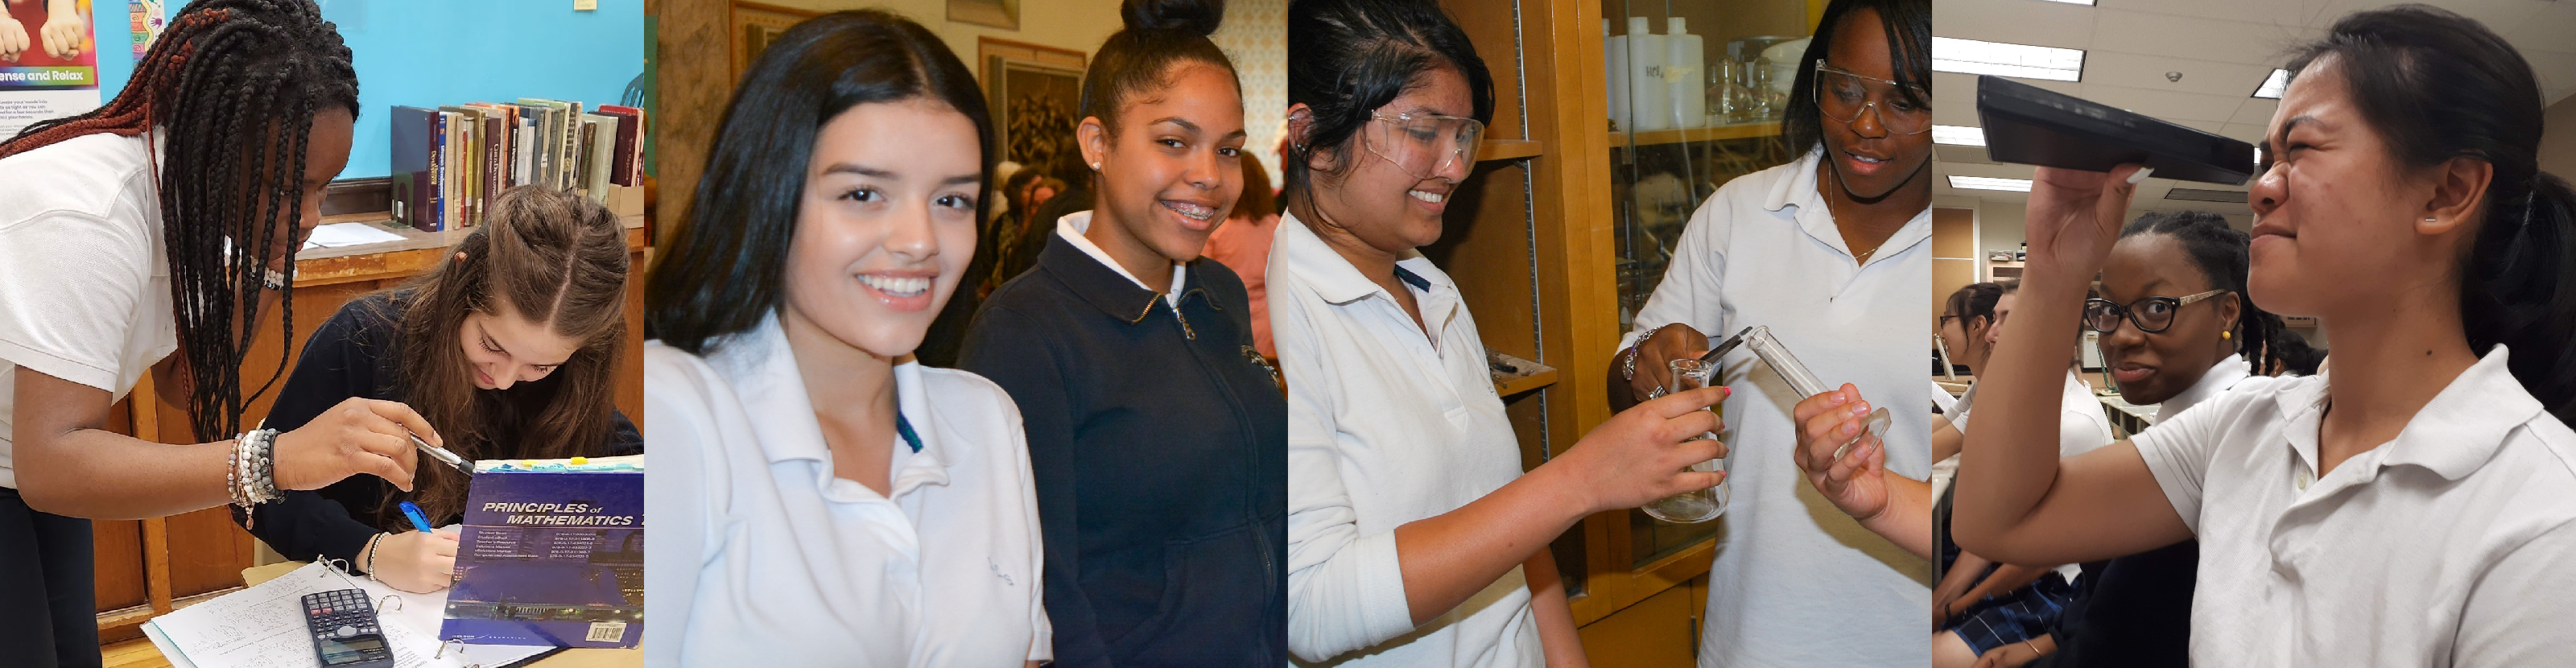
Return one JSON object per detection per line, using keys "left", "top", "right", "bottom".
{"left": 242, "top": 187, "right": 642, "bottom": 595}
{"left": 1953, "top": 6, "right": 2576, "bottom": 664}
{"left": 641, "top": 10, "right": 1045, "bottom": 666}
{"left": 1202, "top": 155, "right": 1282, "bottom": 357}
{"left": 1988, "top": 211, "right": 2262, "bottom": 668}
{"left": 1278, "top": 1, "right": 1728, "bottom": 665}
{"left": 0, "top": 3, "right": 433, "bottom": 666}
{"left": 960, "top": 2, "right": 1284, "bottom": 663}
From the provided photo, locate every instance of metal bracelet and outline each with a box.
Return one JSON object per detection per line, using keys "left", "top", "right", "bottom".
{"left": 1623, "top": 324, "right": 1668, "bottom": 381}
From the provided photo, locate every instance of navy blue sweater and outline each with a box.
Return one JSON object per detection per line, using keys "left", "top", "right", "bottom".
{"left": 234, "top": 293, "right": 642, "bottom": 565}
{"left": 959, "top": 237, "right": 1288, "bottom": 667}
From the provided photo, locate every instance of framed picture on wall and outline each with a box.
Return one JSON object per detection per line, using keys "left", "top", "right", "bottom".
{"left": 729, "top": 2, "right": 818, "bottom": 83}
{"left": 979, "top": 39, "right": 1088, "bottom": 177}
{"left": 949, "top": 0, "right": 1019, "bottom": 31}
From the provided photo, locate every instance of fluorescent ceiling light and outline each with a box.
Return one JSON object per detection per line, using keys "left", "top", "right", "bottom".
{"left": 1950, "top": 175, "right": 2033, "bottom": 192}
{"left": 2036, "top": 0, "right": 2095, "bottom": 4}
{"left": 1934, "top": 125, "right": 1987, "bottom": 146}
{"left": 2252, "top": 69, "right": 2289, "bottom": 99}
{"left": 1933, "top": 37, "right": 2085, "bottom": 82}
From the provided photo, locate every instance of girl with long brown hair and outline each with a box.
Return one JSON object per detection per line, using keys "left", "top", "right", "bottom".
{"left": 241, "top": 186, "right": 639, "bottom": 594}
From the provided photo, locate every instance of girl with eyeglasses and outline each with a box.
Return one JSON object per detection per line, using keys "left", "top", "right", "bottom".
{"left": 1611, "top": 0, "right": 1938, "bottom": 662}
{"left": 1278, "top": 0, "right": 1728, "bottom": 665}
{"left": 957, "top": 1, "right": 1285, "bottom": 664}
{"left": 1941, "top": 6, "right": 2576, "bottom": 664}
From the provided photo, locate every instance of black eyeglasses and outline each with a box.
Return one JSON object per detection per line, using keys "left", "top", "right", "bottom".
{"left": 2084, "top": 289, "right": 2229, "bottom": 334}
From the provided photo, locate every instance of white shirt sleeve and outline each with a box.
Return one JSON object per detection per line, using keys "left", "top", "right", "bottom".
{"left": 2451, "top": 521, "right": 2576, "bottom": 666}
{"left": 641, "top": 347, "right": 720, "bottom": 668}
{"left": 1275, "top": 293, "right": 1415, "bottom": 662}
{"left": 2127, "top": 390, "right": 2228, "bottom": 535}
{"left": 1005, "top": 407, "right": 1054, "bottom": 663}
{"left": 0, "top": 211, "right": 157, "bottom": 391}
{"left": 1620, "top": 196, "right": 1732, "bottom": 352}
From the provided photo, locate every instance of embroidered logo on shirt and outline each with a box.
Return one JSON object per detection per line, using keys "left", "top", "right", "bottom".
{"left": 989, "top": 559, "right": 1014, "bottom": 586}
{"left": 1245, "top": 345, "right": 1282, "bottom": 386}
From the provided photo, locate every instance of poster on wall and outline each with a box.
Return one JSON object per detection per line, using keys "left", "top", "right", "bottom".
{"left": 0, "top": 0, "right": 101, "bottom": 139}
{"left": 130, "top": 0, "right": 163, "bottom": 58}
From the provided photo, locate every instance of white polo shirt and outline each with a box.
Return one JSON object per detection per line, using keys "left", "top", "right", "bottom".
{"left": 1271, "top": 212, "right": 1540, "bottom": 666}
{"left": 2132, "top": 345, "right": 2576, "bottom": 666}
{"left": 0, "top": 132, "right": 175, "bottom": 489}
{"left": 642, "top": 315, "right": 1050, "bottom": 667}
{"left": 2153, "top": 353, "right": 2252, "bottom": 423}
{"left": 1619, "top": 147, "right": 1933, "bottom": 666}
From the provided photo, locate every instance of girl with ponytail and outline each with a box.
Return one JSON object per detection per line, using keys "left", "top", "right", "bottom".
{"left": 0, "top": 3, "right": 433, "bottom": 665}
{"left": 242, "top": 187, "right": 639, "bottom": 596}
{"left": 957, "top": 1, "right": 1286, "bottom": 663}
{"left": 1937, "top": 5, "right": 2576, "bottom": 663}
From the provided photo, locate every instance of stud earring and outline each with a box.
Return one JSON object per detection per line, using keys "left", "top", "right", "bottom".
{"left": 2223, "top": 331, "right": 2231, "bottom": 340}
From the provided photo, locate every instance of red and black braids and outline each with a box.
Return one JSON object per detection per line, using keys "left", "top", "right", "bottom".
{"left": 0, "top": 0, "right": 359, "bottom": 442}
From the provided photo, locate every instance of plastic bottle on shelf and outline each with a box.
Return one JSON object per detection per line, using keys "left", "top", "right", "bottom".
{"left": 1666, "top": 17, "right": 1706, "bottom": 129}
{"left": 1626, "top": 16, "right": 1670, "bottom": 133}
{"left": 1607, "top": 19, "right": 1629, "bottom": 130}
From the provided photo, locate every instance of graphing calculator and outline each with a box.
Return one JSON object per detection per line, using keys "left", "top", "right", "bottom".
{"left": 301, "top": 588, "right": 396, "bottom": 668}
{"left": 1976, "top": 74, "right": 2259, "bottom": 185}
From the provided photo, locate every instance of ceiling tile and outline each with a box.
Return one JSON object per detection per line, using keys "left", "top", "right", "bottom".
{"left": 2219, "top": 122, "right": 2270, "bottom": 142}
{"left": 2095, "top": 0, "right": 2315, "bottom": 30}
{"left": 1934, "top": 0, "right": 2101, "bottom": 50}
{"left": 2229, "top": 98, "right": 2282, "bottom": 126}
{"left": 2083, "top": 52, "right": 2283, "bottom": 97}
{"left": 2089, "top": 8, "right": 2324, "bottom": 67}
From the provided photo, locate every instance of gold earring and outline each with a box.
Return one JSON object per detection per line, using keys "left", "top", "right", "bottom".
{"left": 2223, "top": 331, "right": 2231, "bottom": 340}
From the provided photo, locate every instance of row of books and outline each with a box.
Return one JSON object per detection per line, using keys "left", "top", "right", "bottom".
{"left": 390, "top": 98, "right": 646, "bottom": 232}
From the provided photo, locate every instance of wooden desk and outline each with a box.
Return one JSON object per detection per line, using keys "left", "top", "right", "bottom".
{"left": 91, "top": 217, "right": 651, "bottom": 645}
{"left": 240, "top": 561, "right": 642, "bottom": 667}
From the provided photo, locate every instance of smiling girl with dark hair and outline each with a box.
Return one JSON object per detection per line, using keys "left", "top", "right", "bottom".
{"left": 957, "top": 1, "right": 1286, "bottom": 664}
{"left": 642, "top": 10, "right": 1046, "bottom": 666}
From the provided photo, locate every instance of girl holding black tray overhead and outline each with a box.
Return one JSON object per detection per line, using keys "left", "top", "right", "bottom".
{"left": 241, "top": 187, "right": 640, "bottom": 596}
{"left": 957, "top": 0, "right": 1285, "bottom": 665}
{"left": 641, "top": 9, "right": 1046, "bottom": 667}
{"left": 1946, "top": 6, "right": 2576, "bottom": 665}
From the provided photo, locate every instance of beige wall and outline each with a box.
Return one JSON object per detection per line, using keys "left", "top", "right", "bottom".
{"left": 2543, "top": 93, "right": 2576, "bottom": 183}
{"left": 765, "top": 0, "right": 1288, "bottom": 183}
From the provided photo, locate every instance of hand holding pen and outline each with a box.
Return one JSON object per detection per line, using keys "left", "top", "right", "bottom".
{"left": 364, "top": 501, "right": 460, "bottom": 594}
{"left": 270, "top": 398, "right": 439, "bottom": 492}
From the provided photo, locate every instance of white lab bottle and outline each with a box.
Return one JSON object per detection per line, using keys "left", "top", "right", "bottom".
{"left": 1666, "top": 17, "right": 1706, "bottom": 129}
{"left": 1606, "top": 19, "right": 1629, "bottom": 130}
{"left": 1625, "top": 16, "right": 1670, "bottom": 132}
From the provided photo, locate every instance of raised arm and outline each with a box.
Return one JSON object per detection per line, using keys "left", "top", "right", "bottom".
{"left": 1952, "top": 165, "right": 2191, "bottom": 565}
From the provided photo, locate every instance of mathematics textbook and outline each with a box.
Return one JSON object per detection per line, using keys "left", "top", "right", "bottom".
{"left": 440, "top": 455, "right": 644, "bottom": 649}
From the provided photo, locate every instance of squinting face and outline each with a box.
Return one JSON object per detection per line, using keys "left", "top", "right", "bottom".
{"left": 460, "top": 307, "right": 582, "bottom": 390}
{"left": 1313, "top": 67, "right": 1475, "bottom": 253}
{"left": 782, "top": 99, "right": 983, "bottom": 359}
{"left": 2246, "top": 57, "right": 2463, "bottom": 319}
{"left": 2095, "top": 233, "right": 2234, "bottom": 405}
{"left": 1090, "top": 63, "right": 1246, "bottom": 262}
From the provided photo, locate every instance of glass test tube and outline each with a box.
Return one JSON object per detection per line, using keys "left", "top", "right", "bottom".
{"left": 1744, "top": 326, "right": 1889, "bottom": 457}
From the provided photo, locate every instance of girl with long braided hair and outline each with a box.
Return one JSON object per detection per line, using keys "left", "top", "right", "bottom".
{"left": 0, "top": 2, "right": 434, "bottom": 663}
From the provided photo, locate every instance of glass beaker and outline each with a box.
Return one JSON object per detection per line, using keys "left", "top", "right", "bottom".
{"left": 1642, "top": 358, "right": 1729, "bottom": 523}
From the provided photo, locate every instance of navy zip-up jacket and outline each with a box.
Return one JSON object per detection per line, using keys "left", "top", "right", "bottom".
{"left": 960, "top": 233, "right": 1288, "bottom": 667}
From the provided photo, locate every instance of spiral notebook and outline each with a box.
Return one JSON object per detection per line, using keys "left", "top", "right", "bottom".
{"left": 142, "top": 560, "right": 554, "bottom": 668}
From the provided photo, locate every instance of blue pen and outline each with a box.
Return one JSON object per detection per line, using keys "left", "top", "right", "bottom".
{"left": 398, "top": 501, "right": 436, "bottom": 533}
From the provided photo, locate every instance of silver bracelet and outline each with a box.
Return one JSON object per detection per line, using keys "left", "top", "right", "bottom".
{"left": 1623, "top": 324, "right": 1669, "bottom": 381}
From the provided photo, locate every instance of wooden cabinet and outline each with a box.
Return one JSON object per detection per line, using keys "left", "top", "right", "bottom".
{"left": 1431, "top": 0, "right": 1825, "bottom": 637}
{"left": 88, "top": 221, "right": 649, "bottom": 643}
